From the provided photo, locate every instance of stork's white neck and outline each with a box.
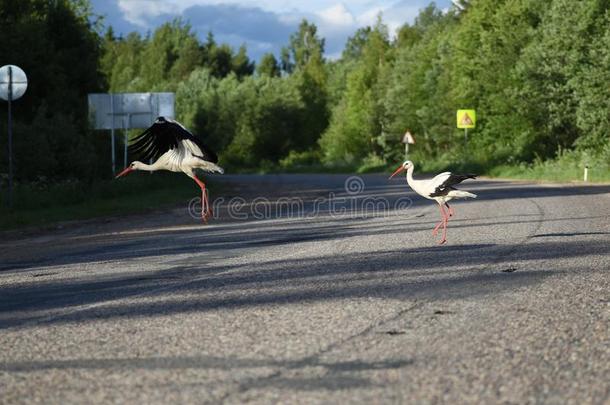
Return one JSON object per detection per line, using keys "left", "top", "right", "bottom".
{"left": 405, "top": 165, "right": 415, "bottom": 186}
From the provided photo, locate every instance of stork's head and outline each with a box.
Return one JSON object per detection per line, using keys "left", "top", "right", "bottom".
{"left": 389, "top": 160, "right": 413, "bottom": 179}
{"left": 115, "top": 161, "right": 144, "bottom": 178}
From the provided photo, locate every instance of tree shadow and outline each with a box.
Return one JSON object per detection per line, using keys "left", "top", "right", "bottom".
{"left": 532, "top": 232, "right": 610, "bottom": 238}
{"left": 0, "top": 354, "right": 414, "bottom": 391}
{"left": 1, "top": 210, "right": 606, "bottom": 272}
{"left": 1, "top": 238, "right": 607, "bottom": 329}
{"left": 0, "top": 354, "right": 412, "bottom": 373}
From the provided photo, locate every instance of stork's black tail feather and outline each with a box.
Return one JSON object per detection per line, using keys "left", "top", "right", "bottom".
{"left": 429, "top": 173, "right": 477, "bottom": 197}
{"left": 446, "top": 173, "right": 477, "bottom": 186}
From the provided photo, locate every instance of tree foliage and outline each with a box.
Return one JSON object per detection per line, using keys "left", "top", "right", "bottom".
{"left": 2, "top": 0, "right": 608, "bottom": 185}
{"left": 322, "top": 0, "right": 609, "bottom": 171}
{"left": 320, "top": 17, "right": 391, "bottom": 164}
{"left": 0, "top": 0, "right": 106, "bottom": 182}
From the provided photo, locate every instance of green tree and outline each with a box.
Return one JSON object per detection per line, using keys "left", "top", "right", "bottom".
{"left": 232, "top": 45, "right": 255, "bottom": 78}
{"left": 282, "top": 20, "right": 325, "bottom": 71}
{"left": 342, "top": 27, "right": 372, "bottom": 61}
{"left": 0, "top": 0, "right": 106, "bottom": 181}
{"left": 445, "top": 0, "right": 543, "bottom": 164}
{"left": 320, "top": 17, "right": 390, "bottom": 164}
{"left": 257, "top": 53, "right": 281, "bottom": 77}
{"left": 224, "top": 77, "right": 305, "bottom": 167}
{"left": 574, "top": 7, "right": 610, "bottom": 150}
{"left": 514, "top": 0, "right": 607, "bottom": 159}
{"left": 138, "top": 19, "right": 203, "bottom": 91}
{"left": 280, "top": 20, "right": 330, "bottom": 151}
{"left": 101, "top": 32, "right": 146, "bottom": 91}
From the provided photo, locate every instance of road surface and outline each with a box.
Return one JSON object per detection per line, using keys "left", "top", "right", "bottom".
{"left": 0, "top": 174, "right": 608, "bottom": 404}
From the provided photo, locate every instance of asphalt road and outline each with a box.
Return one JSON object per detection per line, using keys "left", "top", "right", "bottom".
{"left": 0, "top": 174, "right": 608, "bottom": 404}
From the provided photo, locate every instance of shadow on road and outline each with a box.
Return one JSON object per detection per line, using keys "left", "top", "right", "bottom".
{"left": 0, "top": 354, "right": 413, "bottom": 390}
{"left": 1, "top": 212, "right": 607, "bottom": 271}
{"left": 1, "top": 237, "right": 607, "bottom": 329}
{"left": 1, "top": 178, "right": 608, "bottom": 329}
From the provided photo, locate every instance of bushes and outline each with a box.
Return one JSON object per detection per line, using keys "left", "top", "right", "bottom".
{"left": 177, "top": 69, "right": 327, "bottom": 171}
{"left": 0, "top": 0, "right": 106, "bottom": 183}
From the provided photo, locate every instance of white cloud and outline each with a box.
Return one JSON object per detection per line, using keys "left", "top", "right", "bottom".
{"left": 117, "top": 0, "right": 175, "bottom": 26}
{"left": 382, "top": 2, "right": 424, "bottom": 36}
{"left": 109, "top": 0, "right": 451, "bottom": 60}
{"left": 118, "top": 0, "right": 412, "bottom": 28}
{"left": 318, "top": 4, "right": 355, "bottom": 28}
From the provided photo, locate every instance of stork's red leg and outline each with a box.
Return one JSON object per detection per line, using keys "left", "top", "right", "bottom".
{"left": 445, "top": 203, "right": 454, "bottom": 217}
{"left": 439, "top": 217, "right": 448, "bottom": 245}
{"left": 432, "top": 219, "right": 443, "bottom": 236}
{"left": 192, "top": 175, "right": 211, "bottom": 222}
{"left": 203, "top": 187, "right": 211, "bottom": 221}
{"left": 205, "top": 191, "right": 213, "bottom": 217}
{"left": 433, "top": 203, "right": 455, "bottom": 236}
{"left": 435, "top": 203, "right": 448, "bottom": 245}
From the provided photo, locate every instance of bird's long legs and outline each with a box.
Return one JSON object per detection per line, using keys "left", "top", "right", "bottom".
{"left": 432, "top": 219, "right": 443, "bottom": 236}
{"left": 433, "top": 203, "right": 454, "bottom": 236}
{"left": 445, "top": 202, "right": 454, "bottom": 217}
{"left": 432, "top": 203, "right": 449, "bottom": 244}
{"left": 192, "top": 175, "right": 211, "bottom": 222}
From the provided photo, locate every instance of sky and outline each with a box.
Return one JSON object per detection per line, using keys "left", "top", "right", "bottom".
{"left": 90, "top": 0, "right": 453, "bottom": 61}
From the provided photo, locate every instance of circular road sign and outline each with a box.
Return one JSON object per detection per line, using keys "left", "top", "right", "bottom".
{"left": 0, "top": 65, "right": 28, "bottom": 101}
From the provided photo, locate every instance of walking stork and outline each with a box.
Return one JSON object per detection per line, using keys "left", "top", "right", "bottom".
{"left": 389, "top": 161, "right": 476, "bottom": 244}
{"left": 115, "top": 116, "right": 224, "bottom": 222}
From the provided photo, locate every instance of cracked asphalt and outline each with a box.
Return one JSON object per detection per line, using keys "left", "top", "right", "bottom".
{"left": 0, "top": 174, "right": 608, "bottom": 404}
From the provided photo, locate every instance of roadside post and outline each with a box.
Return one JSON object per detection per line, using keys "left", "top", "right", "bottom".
{"left": 402, "top": 130, "right": 415, "bottom": 159}
{"left": 0, "top": 65, "right": 28, "bottom": 207}
{"left": 584, "top": 165, "right": 589, "bottom": 182}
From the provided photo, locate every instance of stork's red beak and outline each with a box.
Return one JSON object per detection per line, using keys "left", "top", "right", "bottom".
{"left": 115, "top": 167, "right": 133, "bottom": 178}
{"left": 389, "top": 165, "right": 405, "bottom": 179}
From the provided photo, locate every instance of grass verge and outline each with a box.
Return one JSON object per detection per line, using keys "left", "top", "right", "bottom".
{"left": 488, "top": 149, "right": 610, "bottom": 183}
{"left": 0, "top": 173, "right": 212, "bottom": 231}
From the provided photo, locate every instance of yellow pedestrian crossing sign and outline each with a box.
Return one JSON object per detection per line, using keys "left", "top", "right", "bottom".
{"left": 457, "top": 110, "right": 476, "bottom": 129}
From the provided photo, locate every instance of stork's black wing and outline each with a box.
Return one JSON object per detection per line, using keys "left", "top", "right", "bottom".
{"left": 128, "top": 117, "right": 218, "bottom": 163}
{"left": 429, "top": 173, "right": 477, "bottom": 197}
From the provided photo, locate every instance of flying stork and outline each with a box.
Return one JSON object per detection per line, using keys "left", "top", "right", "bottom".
{"left": 115, "top": 116, "right": 224, "bottom": 222}
{"left": 389, "top": 161, "right": 477, "bottom": 244}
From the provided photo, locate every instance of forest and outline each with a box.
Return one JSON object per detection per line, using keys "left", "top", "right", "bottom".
{"left": 1, "top": 0, "right": 609, "bottom": 187}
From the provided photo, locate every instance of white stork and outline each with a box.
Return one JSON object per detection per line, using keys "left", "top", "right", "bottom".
{"left": 389, "top": 160, "right": 476, "bottom": 244}
{"left": 115, "top": 116, "right": 224, "bottom": 221}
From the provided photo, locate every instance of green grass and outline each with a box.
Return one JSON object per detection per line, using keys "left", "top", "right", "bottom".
{"left": 238, "top": 159, "right": 609, "bottom": 182}
{"left": 488, "top": 164, "right": 610, "bottom": 183}
{"left": 488, "top": 150, "right": 610, "bottom": 183}
{"left": 0, "top": 173, "right": 212, "bottom": 231}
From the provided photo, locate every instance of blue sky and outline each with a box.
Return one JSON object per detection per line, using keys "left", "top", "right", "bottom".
{"left": 91, "top": 0, "right": 453, "bottom": 60}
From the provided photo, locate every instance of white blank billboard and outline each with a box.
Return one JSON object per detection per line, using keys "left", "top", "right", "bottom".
{"left": 88, "top": 92, "right": 175, "bottom": 130}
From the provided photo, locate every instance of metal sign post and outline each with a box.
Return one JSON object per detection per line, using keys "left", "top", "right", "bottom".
{"left": 457, "top": 109, "right": 476, "bottom": 149}
{"left": 402, "top": 130, "right": 415, "bottom": 160}
{"left": 7, "top": 67, "right": 13, "bottom": 207}
{"left": 0, "top": 65, "right": 28, "bottom": 207}
{"left": 110, "top": 93, "right": 116, "bottom": 174}
{"left": 123, "top": 114, "right": 130, "bottom": 168}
